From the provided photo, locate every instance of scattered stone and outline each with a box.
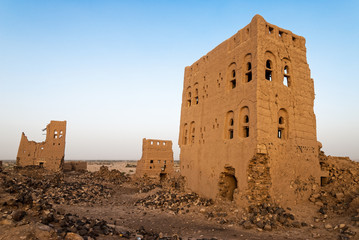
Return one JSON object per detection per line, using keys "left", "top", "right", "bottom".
{"left": 12, "top": 210, "right": 26, "bottom": 221}
{"left": 65, "top": 232, "right": 84, "bottom": 240}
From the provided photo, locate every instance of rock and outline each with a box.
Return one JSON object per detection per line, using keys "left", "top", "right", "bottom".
{"left": 312, "top": 233, "right": 321, "bottom": 238}
{"left": 336, "top": 192, "right": 344, "bottom": 200}
{"left": 65, "top": 232, "right": 84, "bottom": 240}
{"left": 315, "top": 201, "right": 324, "bottom": 207}
{"left": 263, "top": 224, "right": 272, "bottom": 231}
{"left": 325, "top": 223, "right": 333, "bottom": 229}
{"left": 339, "top": 224, "right": 346, "bottom": 229}
{"left": 37, "top": 223, "right": 53, "bottom": 232}
{"left": 12, "top": 210, "right": 26, "bottom": 221}
{"left": 243, "top": 221, "right": 252, "bottom": 229}
{"left": 0, "top": 219, "right": 13, "bottom": 225}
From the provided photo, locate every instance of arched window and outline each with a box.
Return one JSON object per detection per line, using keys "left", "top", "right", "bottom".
{"left": 244, "top": 54, "right": 252, "bottom": 83}
{"left": 278, "top": 109, "right": 288, "bottom": 139}
{"left": 187, "top": 89, "right": 192, "bottom": 107}
{"left": 190, "top": 121, "right": 196, "bottom": 144}
{"left": 239, "top": 107, "right": 250, "bottom": 138}
{"left": 183, "top": 123, "right": 188, "bottom": 145}
{"left": 227, "top": 63, "right": 237, "bottom": 89}
{"left": 265, "top": 60, "right": 272, "bottom": 81}
{"left": 283, "top": 65, "right": 290, "bottom": 87}
{"left": 225, "top": 111, "right": 234, "bottom": 139}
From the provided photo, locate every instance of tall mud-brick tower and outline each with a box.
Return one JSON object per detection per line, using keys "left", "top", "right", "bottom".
{"left": 179, "top": 15, "right": 324, "bottom": 206}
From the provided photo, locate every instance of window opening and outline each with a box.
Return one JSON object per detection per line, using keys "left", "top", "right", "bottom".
{"left": 278, "top": 129, "right": 282, "bottom": 139}
{"left": 265, "top": 60, "right": 272, "bottom": 81}
{"left": 229, "top": 129, "right": 234, "bottom": 139}
{"left": 283, "top": 66, "right": 290, "bottom": 87}
{"left": 244, "top": 127, "right": 249, "bottom": 137}
{"left": 245, "top": 115, "right": 249, "bottom": 123}
{"left": 54, "top": 130, "right": 58, "bottom": 139}
{"left": 245, "top": 62, "right": 252, "bottom": 82}
{"left": 230, "top": 118, "right": 234, "bottom": 126}
{"left": 268, "top": 26, "right": 274, "bottom": 34}
{"left": 279, "top": 31, "right": 283, "bottom": 37}
{"left": 150, "top": 160, "right": 154, "bottom": 163}
{"left": 230, "top": 69, "right": 236, "bottom": 89}
{"left": 187, "top": 92, "right": 192, "bottom": 107}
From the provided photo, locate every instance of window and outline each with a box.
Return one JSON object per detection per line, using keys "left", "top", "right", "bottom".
{"left": 190, "top": 121, "right": 195, "bottom": 144}
{"left": 244, "top": 54, "right": 252, "bottom": 83}
{"left": 283, "top": 65, "right": 290, "bottom": 87}
{"left": 183, "top": 124, "right": 188, "bottom": 145}
{"left": 150, "top": 160, "right": 154, "bottom": 163}
{"left": 278, "top": 109, "right": 288, "bottom": 139}
{"left": 225, "top": 111, "right": 234, "bottom": 139}
{"left": 59, "top": 130, "right": 63, "bottom": 138}
{"left": 227, "top": 63, "right": 237, "bottom": 89}
{"left": 230, "top": 70, "right": 236, "bottom": 89}
{"left": 265, "top": 60, "right": 272, "bottom": 81}
{"left": 187, "top": 92, "right": 192, "bottom": 107}
{"left": 268, "top": 26, "right": 274, "bottom": 34}
{"left": 246, "top": 62, "right": 252, "bottom": 82}
{"left": 239, "top": 107, "right": 250, "bottom": 138}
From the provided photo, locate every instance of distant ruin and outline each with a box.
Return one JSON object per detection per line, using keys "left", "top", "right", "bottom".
{"left": 63, "top": 161, "right": 87, "bottom": 172}
{"left": 179, "top": 15, "right": 327, "bottom": 206}
{"left": 16, "top": 120, "right": 67, "bottom": 171}
{"left": 136, "top": 138, "right": 174, "bottom": 179}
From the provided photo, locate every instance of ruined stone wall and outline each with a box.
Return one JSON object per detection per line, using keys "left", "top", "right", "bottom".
{"left": 136, "top": 138, "right": 174, "bottom": 178}
{"left": 16, "top": 121, "right": 66, "bottom": 172}
{"left": 179, "top": 15, "right": 322, "bottom": 207}
{"left": 63, "top": 161, "right": 87, "bottom": 172}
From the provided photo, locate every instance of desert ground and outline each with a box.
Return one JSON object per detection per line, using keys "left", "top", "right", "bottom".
{"left": 1, "top": 159, "right": 359, "bottom": 240}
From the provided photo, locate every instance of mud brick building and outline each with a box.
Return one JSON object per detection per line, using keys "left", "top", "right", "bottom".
{"left": 179, "top": 15, "right": 326, "bottom": 206}
{"left": 63, "top": 161, "right": 87, "bottom": 172}
{"left": 16, "top": 120, "right": 66, "bottom": 171}
{"left": 136, "top": 138, "right": 174, "bottom": 179}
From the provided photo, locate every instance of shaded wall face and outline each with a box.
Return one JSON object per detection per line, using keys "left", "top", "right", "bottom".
{"left": 255, "top": 20, "right": 320, "bottom": 204}
{"left": 136, "top": 139, "right": 175, "bottom": 178}
{"left": 16, "top": 121, "right": 67, "bottom": 171}
{"left": 179, "top": 15, "right": 321, "bottom": 206}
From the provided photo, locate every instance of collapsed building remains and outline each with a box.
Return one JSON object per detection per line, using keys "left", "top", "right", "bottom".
{"left": 63, "top": 161, "right": 87, "bottom": 172}
{"left": 16, "top": 120, "right": 67, "bottom": 171}
{"left": 179, "top": 15, "right": 327, "bottom": 206}
{"left": 136, "top": 138, "right": 174, "bottom": 179}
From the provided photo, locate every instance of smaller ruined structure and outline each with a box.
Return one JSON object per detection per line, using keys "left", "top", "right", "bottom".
{"left": 63, "top": 161, "right": 87, "bottom": 172}
{"left": 136, "top": 138, "right": 174, "bottom": 179}
{"left": 16, "top": 120, "right": 67, "bottom": 171}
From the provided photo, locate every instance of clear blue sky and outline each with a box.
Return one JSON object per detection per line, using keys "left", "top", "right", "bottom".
{"left": 1, "top": 0, "right": 358, "bottom": 160}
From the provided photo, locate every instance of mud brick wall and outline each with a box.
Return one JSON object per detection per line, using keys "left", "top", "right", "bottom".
{"left": 136, "top": 138, "right": 174, "bottom": 178}
{"left": 16, "top": 121, "right": 66, "bottom": 172}
{"left": 178, "top": 15, "right": 323, "bottom": 207}
{"left": 63, "top": 161, "right": 87, "bottom": 172}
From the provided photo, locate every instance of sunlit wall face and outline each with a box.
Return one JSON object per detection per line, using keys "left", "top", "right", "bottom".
{"left": 0, "top": 1, "right": 358, "bottom": 160}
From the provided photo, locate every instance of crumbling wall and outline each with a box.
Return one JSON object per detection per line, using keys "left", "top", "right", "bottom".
{"left": 63, "top": 161, "right": 87, "bottom": 172}
{"left": 16, "top": 120, "right": 66, "bottom": 172}
{"left": 0, "top": 161, "right": 2, "bottom": 170}
{"left": 136, "top": 138, "right": 174, "bottom": 179}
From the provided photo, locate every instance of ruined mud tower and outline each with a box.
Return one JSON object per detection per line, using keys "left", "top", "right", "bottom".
{"left": 136, "top": 138, "right": 175, "bottom": 179}
{"left": 16, "top": 120, "right": 67, "bottom": 171}
{"left": 179, "top": 15, "right": 325, "bottom": 206}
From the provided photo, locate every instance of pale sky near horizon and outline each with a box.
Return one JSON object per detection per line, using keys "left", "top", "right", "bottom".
{"left": 1, "top": 0, "right": 359, "bottom": 160}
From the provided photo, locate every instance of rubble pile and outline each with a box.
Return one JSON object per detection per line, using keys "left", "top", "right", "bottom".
{"left": 310, "top": 157, "right": 359, "bottom": 215}
{"left": 2, "top": 171, "right": 112, "bottom": 205}
{"left": 136, "top": 190, "right": 213, "bottom": 214}
{"left": 91, "top": 165, "right": 129, "bottom": 184}
{"left": 238, "top": 203, "right": 303, "bottom": 231}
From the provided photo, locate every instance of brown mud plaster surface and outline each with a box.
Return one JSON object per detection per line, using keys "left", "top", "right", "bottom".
{"left": 16, "top": 120, "right": 67, "bottom": 172}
